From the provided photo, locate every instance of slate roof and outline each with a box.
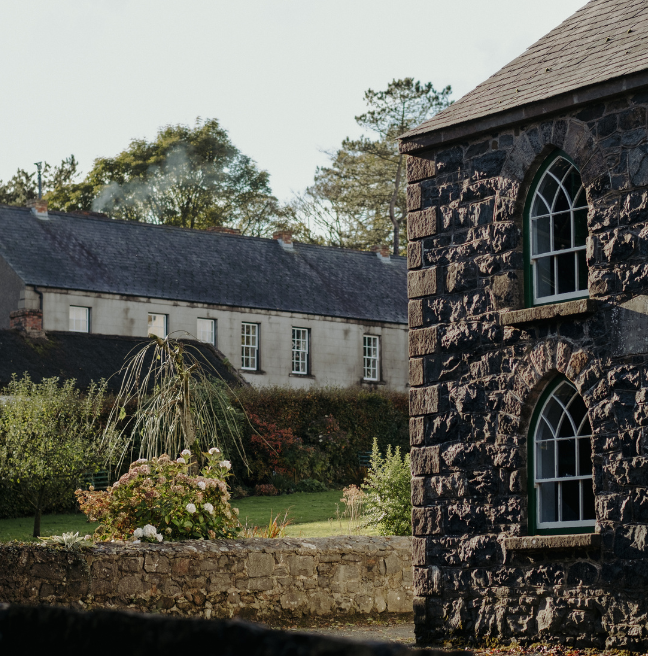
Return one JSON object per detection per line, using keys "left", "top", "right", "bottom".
{"left": 401, "top": 0, "right": 648, "bottom": 141}
{"left": 0, "top": 331, "right": 245, "bottom": 392}
{"left": 0, "top": 206, "right": 407, "bottom": 325}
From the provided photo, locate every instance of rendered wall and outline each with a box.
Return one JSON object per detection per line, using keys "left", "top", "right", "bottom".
{"left": 35, "top": 289, "right": 408, "bottom": 390}
{"left": 0, "top": 537, "right": 412, "bottom": 621}
{"left": 406, "top": 91, "right": 648, "bottom": 650}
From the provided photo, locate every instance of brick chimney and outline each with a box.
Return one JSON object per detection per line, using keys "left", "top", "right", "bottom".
{"left": 10, "top": 309, "right": 45, "bottom": 337}
{"left": 206, "top": 226, "right": 241, "bottom": 235}
{"left": 273, "top": 230, "right": 293, "bottom": 250}
{"left": 27, "top": 198, "right": 48, "bottom": 219}
{"left": 371, "top": 245, "right": 391, "bottom": 261}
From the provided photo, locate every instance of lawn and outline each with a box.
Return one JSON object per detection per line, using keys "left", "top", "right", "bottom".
{"left": 0, "top": 490, "right": 376, "bottom": 542}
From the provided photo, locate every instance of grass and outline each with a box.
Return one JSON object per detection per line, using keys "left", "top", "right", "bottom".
{"left": 0, "top": 490, "right": 376, "bottom": 542}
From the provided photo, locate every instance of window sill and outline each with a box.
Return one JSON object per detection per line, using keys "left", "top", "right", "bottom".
{"left": 500, "top": 298, "right": 597, "bottom": 326}
{"left": 503, "top": 533, "right": 600, "bottom": 551}
{"left": 289, "top": 373, "right": 315, "bottom": 379}
{"left": 240, "top": 368, "right": 265, "bottom": 375}
{"left": 361, "top": 379, "right": 386, "bottom": 386}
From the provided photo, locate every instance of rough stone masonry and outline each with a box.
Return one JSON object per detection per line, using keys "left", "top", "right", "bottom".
{"left": 403, "top": 91, "right": 648, "bottom": 650}
{"left": 0, "top": 537, "right": 412, "bottom": 622}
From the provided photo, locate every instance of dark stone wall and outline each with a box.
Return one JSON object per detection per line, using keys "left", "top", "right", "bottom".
{"left": 405, "top": 91, "right": 648, "bottom": 650}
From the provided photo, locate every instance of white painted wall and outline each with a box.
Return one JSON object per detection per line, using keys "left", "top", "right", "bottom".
{"left": 39, "top": 288, "right": 409, "bottom": 391}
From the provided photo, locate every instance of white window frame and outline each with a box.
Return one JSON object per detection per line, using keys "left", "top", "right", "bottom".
{"left": 241, "top": 322, "right": 259, "bottom": 371}
{"left": 529, "top": 155, "right": 589, "bottom": 305}
{"left": 534, "top": 380, "right": 595, "bottom": 531}
{"left": 363, "top": 335, "right": 380, "bottom": 382}
{"left": 69, "top": 306, "right": 90, "bottom": 333}
{"left": 197, "top": 318, "right": 216, "bottom": 346}
{"left": 291, "top": 327, "right": 309, "bottom": 375}
{"left": 147, "top": 313, "right": 167, "bottom": 338}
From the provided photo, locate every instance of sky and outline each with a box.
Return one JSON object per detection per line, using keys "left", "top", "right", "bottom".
{"left": 0, "top": 0, "right": 587, "bottom": 202}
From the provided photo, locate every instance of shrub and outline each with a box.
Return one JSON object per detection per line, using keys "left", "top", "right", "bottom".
{"left": 362, "top": 438, "right": 412, "bottom": 536}
{"left": 254, "top": 484, "right": 279, "bottom": 496}
{"left": 0, "top": 375, "right": 113, "bottom": 536}
{"left": 76, "top": 448, "right": 239, "bottom": 541}
{"left": 295, "top": 478, "right": 328, "bottom": 493}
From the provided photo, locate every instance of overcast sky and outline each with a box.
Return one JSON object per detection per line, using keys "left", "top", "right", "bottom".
{"left": 0, "top": 0, "right": 586, "bottom": 202}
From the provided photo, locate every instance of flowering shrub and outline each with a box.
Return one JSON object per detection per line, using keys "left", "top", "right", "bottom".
{"left": 76, "top": 447, "right": 240, "bottom": 541}
{"left": 254, "top": 484, "right": 279, "bottom": 496}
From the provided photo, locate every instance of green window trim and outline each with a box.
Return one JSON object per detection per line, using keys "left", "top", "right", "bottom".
{"left": 523, "top": 149, "right": 590, "bottom": 308}
{"left": 527, "top": 375, "right": 596, "bottom": 536}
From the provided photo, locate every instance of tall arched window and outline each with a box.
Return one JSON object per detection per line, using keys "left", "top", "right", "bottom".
{"left": 525, "top": 151, "right": 589, "bottom": 306}
{"left": 529, "top": 377, "right": 595, "bottom": 534}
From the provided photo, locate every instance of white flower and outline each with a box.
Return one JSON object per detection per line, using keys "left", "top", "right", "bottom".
{"left": 133, "top": 528, "right": 144, "bottom": 539}
{"left": 198, "top": 481, "right": 206, "bottom": 490}
{"left": 208, "top": 447, "right": 221, "bottom": 455}
{"left": 156, "top": 533, "right": 163, "bottom": 542}
{"left": 219, "top": 460, "right": 231, "bottom": 470}
{"left": 186, "top": 503, "right": 196, "bottom": 514}
{"left": 84, "top": 535, "right": 91, "bottom": 541}
{"left": 136, "top": 458, "right": 147, "bottom": 464}
{"left": 203, "top": 502, "right": 214, "bottom": 515}
{"left": 181, "top": 449, "right": 191, "bottom": 456}
{"left": 177, "top": 457, "right": 186, "bottom": 464}
{"left": 143, "top": 524, "right": 157, "bottom": 538}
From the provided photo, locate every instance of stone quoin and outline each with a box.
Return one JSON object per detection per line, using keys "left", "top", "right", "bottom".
{"left": 400, "top": 0, "right": 648, "bottom": 649}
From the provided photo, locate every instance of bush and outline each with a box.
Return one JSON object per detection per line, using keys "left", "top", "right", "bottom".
{"left": 362, "top": 438, "right": 411, "bottom": 536}
{"left": 76, "top": 448, "right": 239, "bottom": 541}
{"left": 254, "top": 484, "right": 279, "bottom": 496}
{"left": 233, "top": 386, "right": 408, "bottom": 488}
{"left": 295, "top": 479, "right": 328, "bottom": 493}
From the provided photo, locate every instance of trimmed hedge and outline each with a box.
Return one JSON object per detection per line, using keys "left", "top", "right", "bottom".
{"left": 231, "top": 386, "right": 409, "bottom": 488}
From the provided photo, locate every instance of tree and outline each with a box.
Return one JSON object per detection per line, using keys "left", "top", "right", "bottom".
{"left": 0, "top": 156, "right": 80, "bottom": 207}
{"left": 297, "top": 79, "right": 452, "bottom": 254}
{"left": 50, "top": 118, "right": 286, "bottom": 234}
{"left": 0, "top": 375, "right": 111, "bottom": 537}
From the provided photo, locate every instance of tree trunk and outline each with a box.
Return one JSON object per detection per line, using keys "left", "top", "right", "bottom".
{"left": 389, "top": 154, "right": 403, "bottom": 256}
{"left": 32, "top": 486, "right": 46, "bottom": 538}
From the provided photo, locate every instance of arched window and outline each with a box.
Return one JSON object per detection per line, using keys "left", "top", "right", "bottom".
{"left": 525, "top": 152, "right": 589, "bottom": 306}
{"left": 529, "top": 377, "right": 595, "bottom": 533}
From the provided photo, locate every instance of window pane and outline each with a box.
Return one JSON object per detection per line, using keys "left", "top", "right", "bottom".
{"left": 553, "top": 212, "right": 571, "bottom": 250}
{"left": 582, "top": 482, "right": 596, "bottom": 520}
{"left": 578, "top": 437, "right": 592, "bottom": 477}
{"left": 197, "top": 319, "right": 215, "bottom": 345}
{"left": 532, "top": 216, "right": 551, "bottom": 254}
{"left": 544, "top": 397, "right": 563, "bottom": 431}
{"left": 241, "top": 323, "right": 258, "bottom": 370}
{"left": 363, "top": 335, "right": 379, "bottom": 380}
{"left": 69, "top": 306, "right": 89, "bottom": 333}
{"left": 532, "top": 195, "right": 550, "bottom": 218}
{"left": 574, "top": 188, "right": 587, "bottom": 208}
{"left": 574, "top": 208, "right": 588, "bottom": 247}
{"left": 563, "top": 168, "right": 583, "bottom": 202}
{"left": 568, "top": 395, "right": 588, "bottom": 429}
{"left": 292, "top": 328, "right": 308, "bottom": 374}
{"left": 538, "top": 174, "right": 559, "bottom": 207}
{"left": 553, "top": 188, "right": 570, "bottom": 213}
{"left": 536, "top": 256, "right": 554, "bottom": 298}
{"left": 561, "top": 480, "right": 580, "bottom": 521}
{"left": 577, "top": 250, "right": 588, "bottom": 291}
{"left": 556, "top": 252, "right": 576, "bottom": 294}
{"left": 578, "top": 416, "right": 592, "bottom": 436}
{"left": 540, "top": 482, "right": 558, "bottom": 523}
{"left": 549, "top": 157, "right": 571, "bottom": 182}
{"left": 558, "top": 413, "right": 576, "bottom": 437}
{"left": 148, "top": 313, "right": 166, "bottom": 338}
{"left": 558, "top": 439, "right": 576, "bottom": 477}
{"left": 537, "top": 439, "right": 555, "bottom": 479}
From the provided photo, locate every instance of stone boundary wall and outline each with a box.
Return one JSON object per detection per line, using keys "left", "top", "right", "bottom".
{"left": 0, "top": 536, "right": 413, "bottom": 622}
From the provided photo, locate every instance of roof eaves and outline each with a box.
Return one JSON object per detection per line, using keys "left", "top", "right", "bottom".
{"left": 399, "top": 67, "right": 648, "bottom": 154}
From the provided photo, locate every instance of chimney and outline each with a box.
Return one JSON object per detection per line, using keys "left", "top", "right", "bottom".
{"left": 371, "top": 245, "right": 391, "bottom": 262}
{"left": 10, "top": 309, "right": 45, "bottom": 338}
{"left": 206, "top": 226, "right": 241, "bottom": 235}
{"left": 27, "top": 198, "right": 48, "bottom": 220}
{"left": 273, "top": 230, "right": 293, "bottom": 250}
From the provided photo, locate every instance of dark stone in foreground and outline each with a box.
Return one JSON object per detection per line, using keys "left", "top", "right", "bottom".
{"left": 0, "top": 604, "right": 459, "bottom": 656}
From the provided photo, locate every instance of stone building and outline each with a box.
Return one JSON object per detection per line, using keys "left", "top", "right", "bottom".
{"left": 400, "top": 0, "right": 648, "bottom": 649}
{"left": 0, "top": 202, "right": 407, "bottom": 390}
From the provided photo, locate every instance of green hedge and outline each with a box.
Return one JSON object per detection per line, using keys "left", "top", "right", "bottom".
{"left": 231, "top": 386, "right": 409, "bottom": 488}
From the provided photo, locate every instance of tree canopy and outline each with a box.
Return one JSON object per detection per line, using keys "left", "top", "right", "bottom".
{"left": 293, "top": 78, "right": 452, "bottom": 254}
{"left": 48, "top": 118, "right": 287, "bottom": 234}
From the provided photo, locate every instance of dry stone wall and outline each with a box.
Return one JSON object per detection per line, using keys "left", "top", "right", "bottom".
{"left": 405, "top": 90, "right": 648, "bottom": 650}
{"left": 0, "top": 536, "right": 412, "bottom": 622}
